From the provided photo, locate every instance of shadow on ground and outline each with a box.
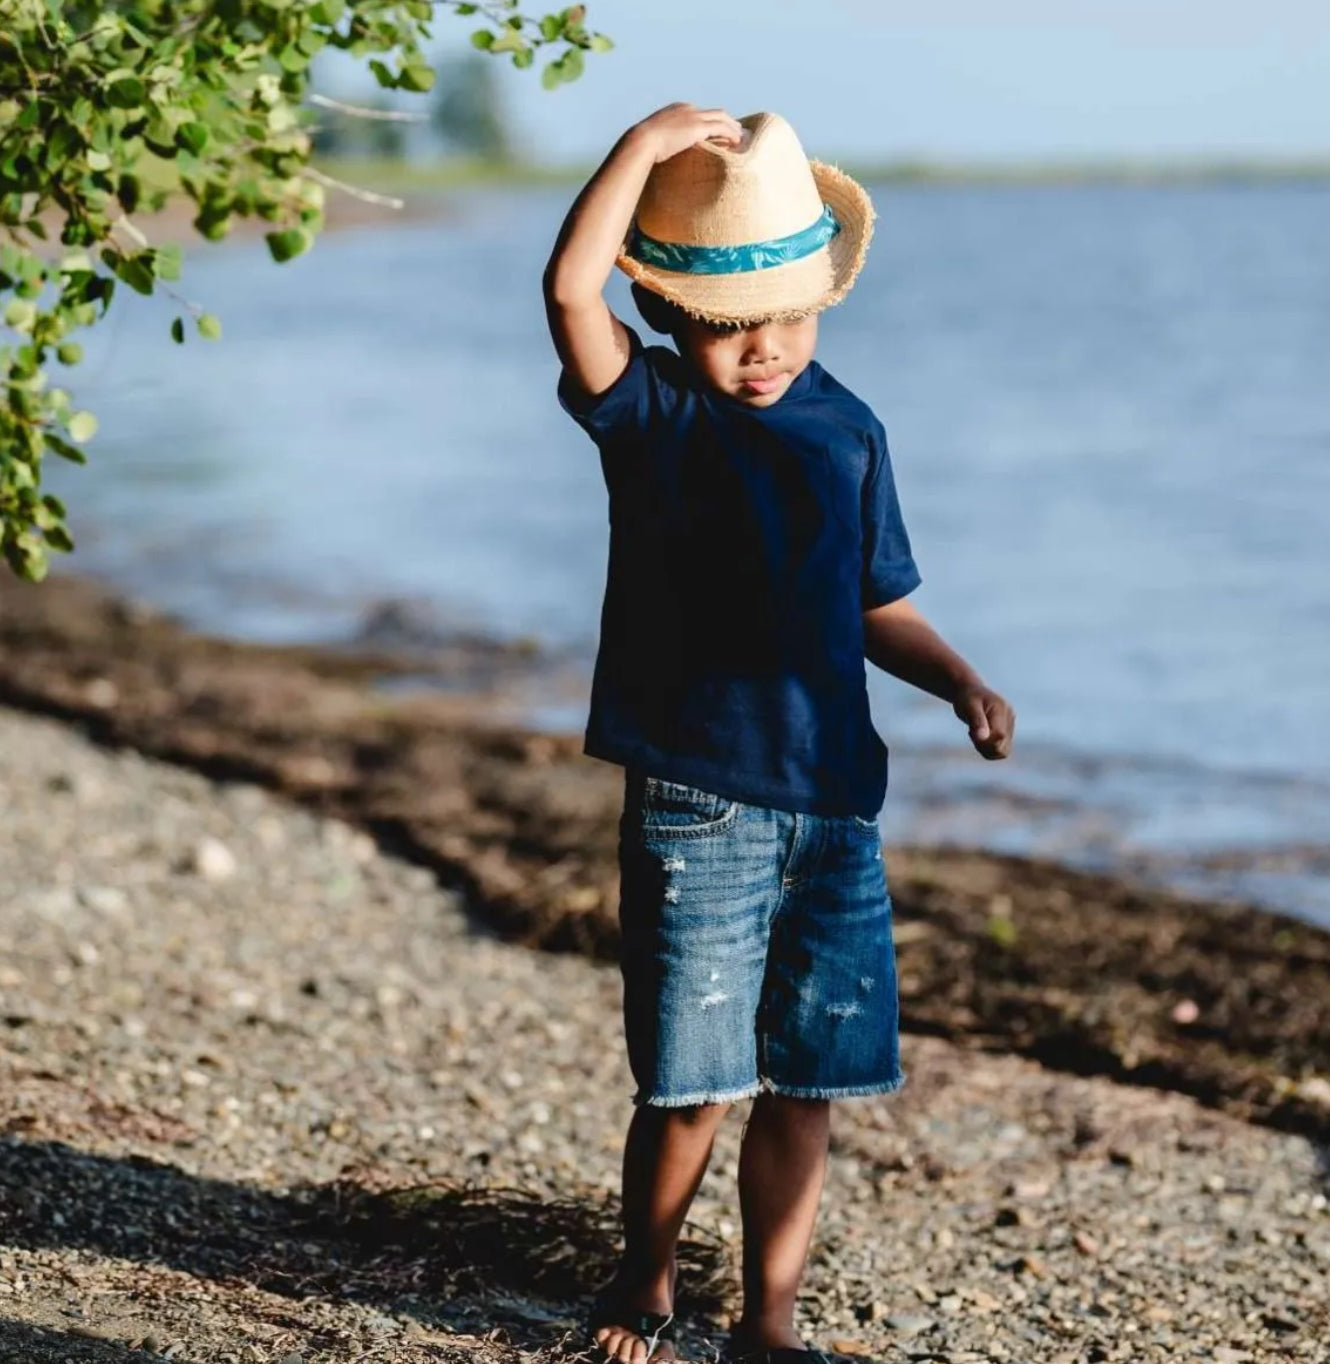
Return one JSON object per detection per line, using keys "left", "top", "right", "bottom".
{"left": 0, "top": 1319, "right": 179, "bottom": 1364}
{"left": 0, "top": 1137, "right": 733, "bottom": 1347}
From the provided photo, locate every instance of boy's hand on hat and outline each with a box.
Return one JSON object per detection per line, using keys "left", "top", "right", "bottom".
{"left": 632, "top": 103, "right": 745, "bottom": 164}
{"left": 953, "top": 684, "right": 1015, "bottom": 760}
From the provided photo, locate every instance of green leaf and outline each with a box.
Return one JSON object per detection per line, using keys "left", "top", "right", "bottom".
{"left": 56, "top": 342, "right": 83, "bottom": 366}
{"left": 456, "top": 2, "right": 478, "bottom": 12}
{"left": 44, "top": 433, "right": 87, "bottom": 465}
{"left": 106, "top": 76, "right": 146, "bottom": 109}
{"left": 171, "top": 317, "right": 186, "bottom": 344}
{"left": 277, "top": 44, "right": 310, "bottom": 73}
{"left": 512, "top": 47, "right": 535, "bottom": 69}
{"left": 176, "top": 122, "right": 209, "bottom": 156}
{"left": 470, "top": 28, "right": 494, "bottom": 50}
{"left": 369, "top": 57, "right": 396, "bottom": 86}
{"left": 67, "top": 411, "right": 99, "bottom": 443}
{"left": 590, "top": 33, "right": 614, "bottom": 52}
{"left": 154, "top": 244, "right": 183, "bottom": 282}
{"left": 116, "top": 173, "right": 142, "bottom": 213}
{"left": 539, "top": 14, "right": 562, "bottom": 40}
{"left": 400, "top": 63, "right": 435, "bottom": 92}
{"left": 44, "top": 524, "right": 75, "bottom": 554}
{"left": 561, "top": 46, "right": 585, "bottom": 81}
{"left": 197, "top": 313, "right": 223, "bottom": 341}
{"left": 42, "top": 492, "right": 67, "bottom": 518}
{"left": 3, "top": 300, "right": 36, "bottom": 332}
{"left": 541, "top": 59, "right": 564, "bottom": 90}
{"left": 112, "top": 253, "right": 155, "bottom": 296}
{"left": 265, "top": 227, "right": 312, "bottom": 264}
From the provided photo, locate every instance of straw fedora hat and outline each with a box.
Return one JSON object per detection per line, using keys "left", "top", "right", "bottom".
{"left": 617, "top": 111, "right": 874, "bottom": 326}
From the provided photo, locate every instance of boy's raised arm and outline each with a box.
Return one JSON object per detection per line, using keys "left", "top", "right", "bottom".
{"left": 543, "top": 103, "right": 743, "bottom": 398}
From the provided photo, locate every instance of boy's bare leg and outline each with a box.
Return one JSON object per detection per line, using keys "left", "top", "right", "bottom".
{"left": 596, "top": 1101, "right": 732, "bottom": 1363}
{"left": 730, "top": 1094, "right": 832, "bottom": 1352}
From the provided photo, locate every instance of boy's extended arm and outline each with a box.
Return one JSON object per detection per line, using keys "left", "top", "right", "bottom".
{"left": 864, "top": 598, "right": 1015, "bottom": 759}
{"left": 543, "top": 103, "right": 742, "bottom": 398}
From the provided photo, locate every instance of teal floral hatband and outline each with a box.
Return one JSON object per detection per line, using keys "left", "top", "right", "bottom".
{"left": 625, "top": 204, "right": 841, "bottom": 276}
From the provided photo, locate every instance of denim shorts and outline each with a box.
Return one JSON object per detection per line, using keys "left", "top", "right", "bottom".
{"left": 617, "top": 770, "right": 905, "bottom": 1107}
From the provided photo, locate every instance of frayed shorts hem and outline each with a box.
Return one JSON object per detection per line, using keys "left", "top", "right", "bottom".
{"left": 763, "top": 1073, "right": 908, "bottom": 1100}
{"left": 632, "top": 1073, "right": 906, "bottom": 1107}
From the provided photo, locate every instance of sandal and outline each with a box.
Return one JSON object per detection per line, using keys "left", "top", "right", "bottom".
{"left": 585, "top": 1292, "right": 676, "bottom": 1361}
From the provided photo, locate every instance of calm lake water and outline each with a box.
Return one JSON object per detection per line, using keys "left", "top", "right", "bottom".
{"left": 44, "top": 182, "right": 1330, "bottom": 923}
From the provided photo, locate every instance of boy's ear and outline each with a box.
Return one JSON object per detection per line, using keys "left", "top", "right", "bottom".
{"left": 631, "top": 282, "right": 686, "bottom": 337}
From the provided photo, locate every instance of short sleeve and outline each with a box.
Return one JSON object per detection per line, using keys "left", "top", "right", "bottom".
{"left": 557, "top": 326, "right": 655, "bottom": 441}
{"left": 861, "top": 418, "right": 922, "bottom": 607}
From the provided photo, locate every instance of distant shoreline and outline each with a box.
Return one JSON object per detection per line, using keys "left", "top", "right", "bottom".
{"left": 313, "top": 153, "right": 1330, "bottom": 193}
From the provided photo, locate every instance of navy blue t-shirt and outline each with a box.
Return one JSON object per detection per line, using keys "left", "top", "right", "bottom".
{"left": 558, "top": 328, "right": 921, "bottom": 819}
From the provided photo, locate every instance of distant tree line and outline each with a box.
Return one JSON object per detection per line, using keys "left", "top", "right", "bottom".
{"left": 311, "top": 54, "right": 513, "bottom": 161}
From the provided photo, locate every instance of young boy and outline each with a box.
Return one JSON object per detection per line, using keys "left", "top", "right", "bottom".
{"left": 544, "top": 104, "right": 1014, "bottom": 1364}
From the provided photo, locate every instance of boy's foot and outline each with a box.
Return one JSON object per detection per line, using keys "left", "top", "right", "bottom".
{"left": 722, "top": 1322, "right": 830, "bottom": 1364}
{"left": 586, "top": 1266, "right": 678, "bottom": 1364}
{"left": 722, "top": 1345, "right": 831, "bottom": 1364}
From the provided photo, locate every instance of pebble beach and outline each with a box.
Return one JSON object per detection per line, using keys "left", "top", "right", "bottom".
{"left": 2, "top": 700, "right": 1328, "bottom": 1364}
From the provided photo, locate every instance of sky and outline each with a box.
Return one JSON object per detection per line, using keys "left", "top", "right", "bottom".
{"left": 370, "top": 0, "right": 1330, "bottom": 165}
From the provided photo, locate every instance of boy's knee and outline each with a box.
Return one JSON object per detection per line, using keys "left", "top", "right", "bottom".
{"left": 753, "top": 1091, "right": 831, "bottom": 1121}
{"left": 655, "top": 1099, "right": 731, "bottom": 1128}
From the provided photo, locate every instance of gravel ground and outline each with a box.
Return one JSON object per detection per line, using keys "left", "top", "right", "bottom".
{"left": 1, "top": 703, "right": 1327, "bottom": 1364}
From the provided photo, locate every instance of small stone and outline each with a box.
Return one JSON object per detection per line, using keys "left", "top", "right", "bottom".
{"left": 829, "top": 1340, "right": 871, "bottom": 1356}
{"left": 78, "top": 884, "right": 129, "bottom": 916}
{"left": 1107, "top": 1147, "right": 1135, "bottom": 1167}
{"left": 138, "top": 1335, "right": 161, "bottom": 1355}
{"left": 279, "top": 1353, "right": 304, "bottom": 1364}
{"left": 1298, "top": 1076, "right": 1330, "bottom": 1106}
{"left": 190, "top": 835, "right": 238, "bottom": 881}
{"left": 85, "top": 677, "right": 118, "bottom": 708}
{"left": 1211, "top": 1350, "right": 1252, "bottom": 1364}
{"left": 886, "top": 1313, "right": 935, "bottom": 1337}
{"left": 1073, "top": 1231, "right": 1101, "bottom": 1257}
{"left": 1008, "top": 1178, "right": 1051, "bottom": 1199}
{"left": 1016, "top": 1253, "right": 1048, "bottom": 1278}
{"left": 971, "top": 1289, "right": 1002, "bottom": 1313}
{"left": 1171, "top": 998, "right": 1200, "bottom": 1024}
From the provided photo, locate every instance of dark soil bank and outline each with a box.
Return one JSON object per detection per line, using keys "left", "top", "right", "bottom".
{"left": 2, "top": 570, "right": 1328, "bottom": 1142}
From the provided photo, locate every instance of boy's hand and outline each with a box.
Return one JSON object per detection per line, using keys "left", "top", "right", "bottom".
{"left": 630, "top": 103, "right": 744, "bottom": 164}
{"left": 953, "top": 684, "right": 1015, "bottom": 760}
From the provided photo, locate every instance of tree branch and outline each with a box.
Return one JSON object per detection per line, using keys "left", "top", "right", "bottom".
{"left": 307, "top": 92, "right": 427, "bottom": 123}
{"left": 300, "top": 166, "right": 405, "bottom": 210}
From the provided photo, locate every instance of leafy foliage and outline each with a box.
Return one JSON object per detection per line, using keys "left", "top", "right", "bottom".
{"left": 0, "top": 0, "right": 609, "bottom": 581}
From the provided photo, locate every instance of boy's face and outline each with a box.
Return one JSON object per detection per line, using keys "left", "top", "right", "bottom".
{"left": 678, "top": 314, "right": 819, "bottom": 407}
